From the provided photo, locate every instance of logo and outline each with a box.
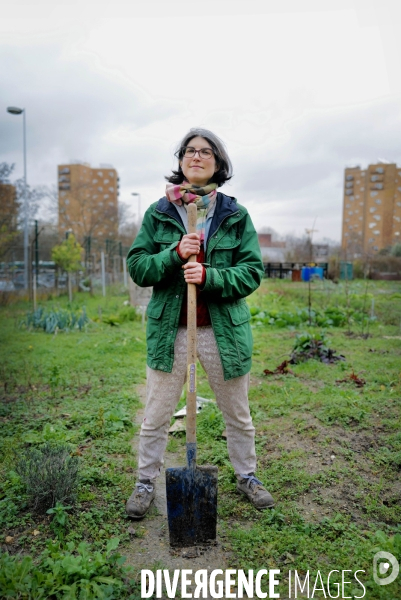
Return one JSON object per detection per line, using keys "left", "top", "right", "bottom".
{"left": 373, "top": 552, "right": 399, "bottom": 586}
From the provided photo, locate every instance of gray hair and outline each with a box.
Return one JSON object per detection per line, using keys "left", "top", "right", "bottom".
{"left": 165, "top": 127, "right": 233, "bottom": 187}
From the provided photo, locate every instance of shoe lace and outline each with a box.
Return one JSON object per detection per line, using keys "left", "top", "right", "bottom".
{"left": 239, "top": 474, "right": 263, "bottom": 490}
{"left": 135, "top": 482, "right": 153, "bottom": 494}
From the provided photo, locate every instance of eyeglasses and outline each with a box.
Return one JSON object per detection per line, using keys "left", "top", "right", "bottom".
{"left": 182, "top": 146, "right": 214, "bottom": 159}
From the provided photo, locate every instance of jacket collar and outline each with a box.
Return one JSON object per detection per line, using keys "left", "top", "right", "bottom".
{"left": 155, "top": 192, "right": 238, "bottom": 237}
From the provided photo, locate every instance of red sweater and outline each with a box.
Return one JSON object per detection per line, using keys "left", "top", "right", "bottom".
{"left": 177, "top": 245, "right": 211, "bottom": 327}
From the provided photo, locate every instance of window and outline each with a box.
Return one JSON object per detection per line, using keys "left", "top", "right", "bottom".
{"left": 98, "top": 187, "right": 103, "bottom": 191}
{"left": 346, "top": 203, "right": 350, "bottom": 208}
{"left": 345, "top": 233, "right": 349, "bottom": 237}
{"left": 369, "top": 207, "right": 376, "bottom": 213}
{"left": 104, "top": 179, "right": 109, "bottom": 184}
{"left": 375, "top": 199, "right": 382, "bottom": 205}
{"left": 65, "top": 199, "right": 70, "bottom": 205}
{"left": 108, "top": 171, "right": 114, "bottom": 177}
{"left": 368, "top": 238, "right": 375, "bottom": 243}
{"left": 395, "top": 216, "right": 401, "bottom": 222}
{"left": 373, "top": 183, "right": 384, "bottom": 190}
{"left": 374, "top": 215, "right": 381, "bottom": 221}
{"left": 104, "top": 194, "right": 109, "bottom": 199}
{"left": 345, "top": 182, "right": 353, "bottom": 188}
{"left": 355, "top": 195, "right": 359, "bottom": 199}
{"left": 345, "top": 218, "right": 350, "bottom": 222}
{"left": 360, "top": 187, "right": 365, "bottom": 191}
{"left": 97, "top": 171, "right": 103, "bottom": 177}
{"left": 356, "top": 180, "right": 360, "bottom": 184}
{"left": 348, "top": 211, "right": 354, "bottom": 215}
{"left": 361, "top": 171, "right": 365, "bottom": 176}
{"left": 345, "top": 190, "right": 353, "bottom": 196}
{"left": 109, "top": 187, "right": 114, "bottom": 192}
{"left": 93, "top": 194, "right": 98, "bottom": 199}
{"left": 373, "top": 245, "right": 379, "bottom": 251}
{"left": 398, "top": 187, "right": 401, "bottom": 192}
{"left": 369, "top": 223, "right": 376, "bottom": 228}
{"left": 60, "top": 167, "right": 70, "bottom": 174}
{"left": 92, "top": 179, "right": 98, "bottom": 183}
{"left": 60, "top": 191, "right": 66, "bottom": 197}
{"left": 359, "top": 217, "right": 363, "bottom": 220}
{"left": 371, "top": 175, "right": 380, "bottom": 182}
{"left": 375, "top": 167, "right": 384, "bottom": 174}
{"left": 348, "top": 225, "right": 353, "bottom": 229}
{"left": 346, "top": 175, "right": 354, "bottom": 181}
{"left": 370, "top": 191, "right": 378, "bottom": 197}
{"left": 397, "top": 202, "right": 401, "bottom": 207}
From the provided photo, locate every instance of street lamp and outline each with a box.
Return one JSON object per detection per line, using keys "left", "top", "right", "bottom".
{"left": 7, "top": 106, "right": 28, "bottom": 290}
{"left": 131, "top": 192, "right": 141, "bottom": 223}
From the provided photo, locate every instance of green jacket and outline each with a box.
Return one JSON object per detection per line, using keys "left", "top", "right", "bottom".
{"left": 126, "top": 192, "right": 264, "bottom": 380}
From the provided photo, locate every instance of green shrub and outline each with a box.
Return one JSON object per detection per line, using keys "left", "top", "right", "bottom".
{"left": 118, "top": 305, "right": 140, "bottom": 322}
{"left": 16, "top": 442, "right": 79, "bottom": 513}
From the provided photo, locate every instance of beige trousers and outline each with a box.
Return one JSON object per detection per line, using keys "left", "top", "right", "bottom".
{"left": 138, "top": 326, "right": 256, "bottom": 481}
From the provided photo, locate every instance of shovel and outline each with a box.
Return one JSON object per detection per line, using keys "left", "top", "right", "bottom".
{"left": 165, "top": 202, "right": 218, "bottom": 547}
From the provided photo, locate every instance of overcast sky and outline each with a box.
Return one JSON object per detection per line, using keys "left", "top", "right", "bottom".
{"left": 1, "top": 0, "right": 401, "bottom": 241}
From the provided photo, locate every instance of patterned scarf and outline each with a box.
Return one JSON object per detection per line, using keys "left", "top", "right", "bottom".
{"left": 165, "top": 181, "right": 218, "bottom": 243}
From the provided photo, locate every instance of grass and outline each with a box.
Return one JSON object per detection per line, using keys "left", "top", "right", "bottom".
{"left": 1, "top": 279, "right": 401, "bottom": 598}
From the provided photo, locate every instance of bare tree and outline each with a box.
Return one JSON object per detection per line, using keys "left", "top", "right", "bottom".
{"left": 0, "top": 163, "right": 19, "bottom": 260}
{"left": 118, "top": 201, "right": 138, "bottom": 249}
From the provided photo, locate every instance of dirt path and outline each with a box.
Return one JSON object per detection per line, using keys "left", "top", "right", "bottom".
{"left": 122, "top": 384, "right": 231, "bottom": 587}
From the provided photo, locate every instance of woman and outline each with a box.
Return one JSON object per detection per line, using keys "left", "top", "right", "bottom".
{"left": 126, "top": 128, "right": 274, "bottom": 519}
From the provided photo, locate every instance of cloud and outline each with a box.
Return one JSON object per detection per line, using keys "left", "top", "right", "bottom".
{"left": 2, "top": 1, "right": 401, "bottom": 242}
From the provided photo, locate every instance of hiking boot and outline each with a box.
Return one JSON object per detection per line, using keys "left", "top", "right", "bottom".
{"left": 236, "top": 474, "right": 275, "bottom": 509}
{"left": 126, "top": 482, "right": 155, "bottom": 519}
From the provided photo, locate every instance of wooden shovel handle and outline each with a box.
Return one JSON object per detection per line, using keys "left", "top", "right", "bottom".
{"left": 186, "top": 203, "right": 197, "bottom": 445}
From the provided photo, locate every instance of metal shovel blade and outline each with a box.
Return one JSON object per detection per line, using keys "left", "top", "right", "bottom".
{"left": 166, "top": 444, "right": 218, "bottom": 547}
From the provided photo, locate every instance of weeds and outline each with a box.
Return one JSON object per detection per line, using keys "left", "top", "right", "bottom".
{"left": 289, "top": 331, "right": 345, "bottom": 364}
{"left": 0, "top": 538, "right": 141, "bottom": 599}
{"left": 47, "top": 502, "right": 73, "bottom": 540}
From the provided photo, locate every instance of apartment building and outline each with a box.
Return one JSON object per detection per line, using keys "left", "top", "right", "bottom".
{"left": 58, "top": 162, "right": 119, "bottom": 244}
{"left": 342, "top": 162, "right": 401, "bottom": 256}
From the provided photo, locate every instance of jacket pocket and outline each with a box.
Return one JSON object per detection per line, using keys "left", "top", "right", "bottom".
{"left": 227, "top": 302, "right": 252, "bottom": 360}
{"left": 147, "top": 299, "right": 166, "bottom": 319}
{"left": 227, "top": 301, "right": 251, "bottom": 325}
{"left": 146, "top": 299, "right": 166, "bottom": 357}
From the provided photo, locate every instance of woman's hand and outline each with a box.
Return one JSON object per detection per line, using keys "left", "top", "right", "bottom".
{"left": 178, "top": 233, "right": 200, "bottom": 259}
{"left": 182, "top": 262, "right": 205, "bottom": 285}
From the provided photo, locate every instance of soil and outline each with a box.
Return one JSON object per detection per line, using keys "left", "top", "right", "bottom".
{"left": 122, "top": 385, "right": 232, "bottom": 591}
{"left": 258, "top": 411, "right": 401, "bottom": 525}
